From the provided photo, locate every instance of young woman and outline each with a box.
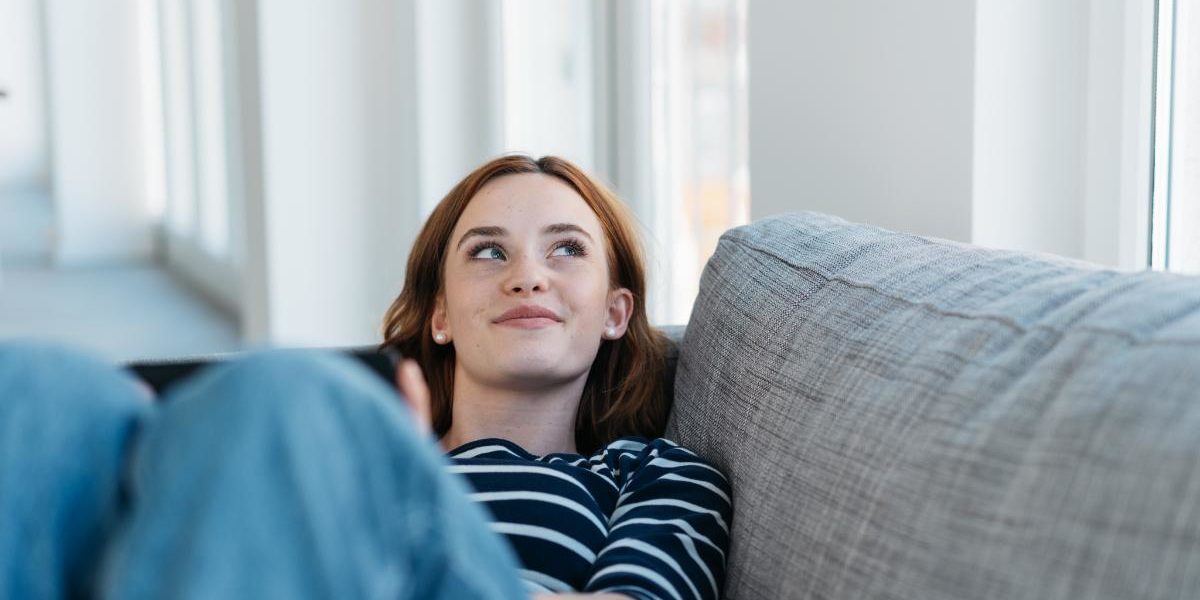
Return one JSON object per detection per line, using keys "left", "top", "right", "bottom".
{"left": 382, "top": 155, "right": 732, "bottom": 598}
{"left": 0, "top": 155, "right": 731, "bottom": 600}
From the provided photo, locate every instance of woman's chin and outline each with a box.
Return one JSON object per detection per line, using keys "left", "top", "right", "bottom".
{"left": 489, "top": 353, "right": 589, "bottom": 385}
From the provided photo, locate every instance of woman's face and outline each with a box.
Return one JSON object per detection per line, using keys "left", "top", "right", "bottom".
{"left": 433, "top": 173, "right": 633, "bottom": 390}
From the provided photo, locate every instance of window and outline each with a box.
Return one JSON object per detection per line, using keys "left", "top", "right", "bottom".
{"left": 144, "top": 0, "right": 239, "bottom": 313}
{"left": 156, "top": 0, "right": 232, "bottom": 258}
{"left": 501, "top": 0, "right": 596, "bottom": 171}
{"left": 648, "top": 0, "right": 750, "bottom": 323}
{"left": 159, "top": 0, "right": 197, "bottom": 236}
{"left": 1152, "top": 0, "right": 1200, "bottom": 273}
{"left": 499, "top": 0, "right": 750, "bottom": 324}
{"left": 191, "top": 0, "right": 230, "bottom": 256}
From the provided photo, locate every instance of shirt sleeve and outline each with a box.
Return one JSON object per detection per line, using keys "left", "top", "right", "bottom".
{"left": 583, "top": 437, "right": 733, "bottom": 600}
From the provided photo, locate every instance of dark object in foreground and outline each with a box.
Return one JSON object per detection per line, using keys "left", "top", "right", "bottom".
{"left": 124, "top": 345, "right": 401, "bottom": 397}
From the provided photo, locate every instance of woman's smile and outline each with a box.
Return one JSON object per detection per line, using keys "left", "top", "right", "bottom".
{"left": 492, "top": 304, "right": 564, "bottom": 329}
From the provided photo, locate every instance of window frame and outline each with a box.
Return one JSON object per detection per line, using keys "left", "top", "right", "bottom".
{"left": 154, "top": 0, "right": 240, "bottom": 314}
{"left": 1082, "top": 0, "right": 1157, "bottom": 272}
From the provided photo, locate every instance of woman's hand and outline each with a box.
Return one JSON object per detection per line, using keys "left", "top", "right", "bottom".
{"left": 395, "top": 358, "right": 432, "bottom": 435}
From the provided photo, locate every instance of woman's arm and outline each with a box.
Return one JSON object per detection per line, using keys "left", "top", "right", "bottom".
{"left": 582, "top": 439, "right": 733, "bottom": 600}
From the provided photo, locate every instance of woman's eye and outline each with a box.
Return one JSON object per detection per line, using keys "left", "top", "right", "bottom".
{"left": 550, "top": 241, "right": 586, "bottom": 257}
{"left": 470, "top": 245, "right": 506, "bottom": 260}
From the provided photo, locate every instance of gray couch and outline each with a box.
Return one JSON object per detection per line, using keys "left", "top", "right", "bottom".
{"left": 664, "top": 211, "right": 1200, "bottom": 599}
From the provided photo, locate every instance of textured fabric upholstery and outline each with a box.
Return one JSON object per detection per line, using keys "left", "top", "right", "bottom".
{"left": 666, "top": 211, "right": 1200, "bottom": 599}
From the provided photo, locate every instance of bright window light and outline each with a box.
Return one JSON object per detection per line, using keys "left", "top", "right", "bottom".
{"left": 191, "top": 0, "right": 229, "bottom": 257}
{"left": 496, "top": 0, "right": 750, "bottom": 324}
{"left": 500, "top": 0, "right": 595, "bottom": 170}
{"left": 160, "top": 0, "right": 197, "bottom": 235}
{"left": 138, "top": 0, "right": 166, "bottom": 221}
{"left": 649, "top": 0, "right": 750, "bottom": 323}
{"left": 1153, "top": 0, "right": 1200, "bottom": 273}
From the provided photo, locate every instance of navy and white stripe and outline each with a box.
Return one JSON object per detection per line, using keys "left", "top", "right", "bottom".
{"left": 446, "top": 436, "right": 732, "bottom": 599}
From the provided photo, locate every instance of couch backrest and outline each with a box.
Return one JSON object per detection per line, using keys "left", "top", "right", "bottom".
{"left": 666, "top": 212, "right": 1200, "bottom": 599}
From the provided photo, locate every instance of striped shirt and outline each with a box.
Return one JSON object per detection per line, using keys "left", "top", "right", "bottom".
{"left": 445, "top": 436, "right": 732, "bottom": 600}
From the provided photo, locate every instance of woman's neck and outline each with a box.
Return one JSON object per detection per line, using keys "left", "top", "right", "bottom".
{"left": 439, "top": 368, "right": 586, "bottom": 457}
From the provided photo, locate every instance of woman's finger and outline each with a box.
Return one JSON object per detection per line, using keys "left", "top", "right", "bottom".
{"left": 396, "top": 359, "right": 432, "bottom": 435}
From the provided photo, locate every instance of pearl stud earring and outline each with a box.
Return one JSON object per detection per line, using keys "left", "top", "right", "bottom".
{"left": 434, "top": 332, "right": 447, "bottom": 344}
{"left": 606, "top": 327, "right": 616, "bottom": 339}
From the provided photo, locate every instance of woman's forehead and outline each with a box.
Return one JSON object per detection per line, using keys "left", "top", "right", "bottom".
{"left": 455, "top": 173, "right": 603, "bottom": 237}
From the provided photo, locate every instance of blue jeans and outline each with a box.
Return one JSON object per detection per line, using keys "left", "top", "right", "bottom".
{"left": 0, "top": 341, "right": 527, "bottom": 600}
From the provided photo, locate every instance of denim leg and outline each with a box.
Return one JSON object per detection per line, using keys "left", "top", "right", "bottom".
{"left": 0, "top": 341, "right": 153, "bottom": 600}
{"left": 99, "top": 349, "right": 526, "bottom": 600}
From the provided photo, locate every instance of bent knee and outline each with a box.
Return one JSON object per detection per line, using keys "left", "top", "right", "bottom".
{"left": 0, "top": 340, "right": 149, "bottom": 417}
{"left": 0, "top": 341, "right": 150, "bottom": 479}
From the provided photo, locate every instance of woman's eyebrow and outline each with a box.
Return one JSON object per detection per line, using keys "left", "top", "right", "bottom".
{"left": 543, "top": 223, "right": 594, "bottom": 241}
{"left": 451, "top": 226, "right": 504, "bottom": 250}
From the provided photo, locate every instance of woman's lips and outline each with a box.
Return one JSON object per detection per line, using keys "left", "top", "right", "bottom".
{"left": 493, "top": 304, "right": 562, "bottom": 328}
{"left": 494, "top": 317, "right": 560, "bottom": 329}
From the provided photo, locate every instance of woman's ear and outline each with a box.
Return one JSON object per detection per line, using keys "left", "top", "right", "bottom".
{"left": 431, "top": 296, "right": 452, "bottom": 344}
{"left": 603, "top": 287, "right": 635, "bottom": 340}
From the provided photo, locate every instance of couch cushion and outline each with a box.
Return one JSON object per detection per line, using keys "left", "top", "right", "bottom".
{"left": 667, "top": 212, "right": 1200, "bottom": 599}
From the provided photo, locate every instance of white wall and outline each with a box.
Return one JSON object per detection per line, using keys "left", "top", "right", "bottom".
{"left": 972, "top": 0, "right": 1088, "bottom": 258}
{"left": 748, "top": 0, "right": 1153, "bottom": 268}
{"left": 0, "top": 0, "right": 50, "bottom": 192}
{"left": 246, "top": 0, "right": 421, "bottom": 346}
{"left": 43, "top": 0, "right": 155, "bottom": 265}
{"left": 0, "top": 0, "right": 53, "bottom": 264}
{"left": 747, "top": 0, "right": 977, "bottom": 242}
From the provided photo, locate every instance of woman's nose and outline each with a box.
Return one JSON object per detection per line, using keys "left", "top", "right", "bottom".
{"left": 504, "top": 256, "right": 548, "bottom": 294}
